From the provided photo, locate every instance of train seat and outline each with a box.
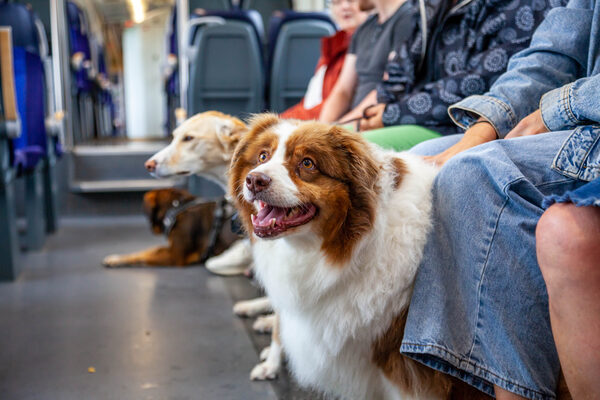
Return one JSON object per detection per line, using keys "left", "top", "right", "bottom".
{"left": 267, "top": 11, "right": 337, "bottom": 112}
{"left": 0, "top": 1, "right": 55, "bottom": 252}
{"left": 187, "top": 9, "right": 265, "bottom": 117}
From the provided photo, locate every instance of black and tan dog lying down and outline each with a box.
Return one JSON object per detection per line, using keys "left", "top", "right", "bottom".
{"left": 102, "top": 188, "right": 239, "bottom": 268}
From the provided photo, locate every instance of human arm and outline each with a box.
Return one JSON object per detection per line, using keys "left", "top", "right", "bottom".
{"left": 318, "top": 54, "right": 358, "bottom": 123}
{"left": 425, "top": 120, "right": 498, "bottom": 166}
{"left": 338, "top": 89, "right": 377, "bottom": 124}
{"left": 504, "top": 73, "right": 600, "bottom": 138}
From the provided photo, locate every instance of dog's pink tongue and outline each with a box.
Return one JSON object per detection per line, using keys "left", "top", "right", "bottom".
{"left": 255, "top": 205, "right": 286, "bottom": 226}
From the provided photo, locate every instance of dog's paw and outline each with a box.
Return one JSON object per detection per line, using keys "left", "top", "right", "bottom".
{"left": 102, "top": 255, "right": 126, "bottom": 268}
{"left": 259, "top": 346, "right": 270, "bottom": 361}
{"left": 233, "top": 297, "right": 271, "bottom": 317}
{"left": 253, "top": 314, "right": 275, "bottom": 333}
{"left": 250, "top": 360, "right": 279, "bottom": 381}
{"left": 233, "top": 301, "right": 252, "bottom": 316}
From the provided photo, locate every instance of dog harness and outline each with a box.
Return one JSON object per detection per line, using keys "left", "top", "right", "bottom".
{"left": 162, "top": 196, "right": 231, "bottom": 262}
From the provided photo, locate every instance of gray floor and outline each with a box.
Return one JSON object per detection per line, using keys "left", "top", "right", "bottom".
{"left": 0, "top": 216, "right": 311, "bottom": 400}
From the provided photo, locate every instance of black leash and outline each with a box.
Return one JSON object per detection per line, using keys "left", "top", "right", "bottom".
{"left": 336, "top": 103, "right": 378, "bottom": 131}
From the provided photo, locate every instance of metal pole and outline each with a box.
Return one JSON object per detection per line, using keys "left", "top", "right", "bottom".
{"left": 50, "top": 0, "right": 73, "bottom": 149}
{"left": 176, "top": 0, "right": 189, "bottom": 114}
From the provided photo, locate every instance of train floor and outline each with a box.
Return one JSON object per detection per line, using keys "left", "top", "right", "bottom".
{"left": 0, "top": 216, "right": 319, "bottom": 400}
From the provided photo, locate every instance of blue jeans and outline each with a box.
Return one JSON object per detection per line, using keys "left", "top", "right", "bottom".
{"left": 404, "top": 131, "right": 588, "bottom": 399}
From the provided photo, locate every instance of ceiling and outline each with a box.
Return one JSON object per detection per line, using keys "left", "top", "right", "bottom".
{"left": 90, "top": 0, "right": 174, "bottom": 23}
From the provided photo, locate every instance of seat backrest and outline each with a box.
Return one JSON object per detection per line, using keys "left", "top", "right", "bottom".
{"left": 192, "top": 8, "right": 264, "bottom": 45}
{"left": 188, "top": 19, "right": 264, "bottom": 117}
{"left": 0, "top": 2, "right": 48, "bottom": 170}
{"left": 267, "top": 11, "right": 335, "bottom": 67}
{"left": 269, "top": 18, "right": 336, "bottom": 112}
{"left": 0, "top": 2, "right": 39, "bottom": 53}
{"left": 242, "top": 0, "right": 292, "bottom": 35}
{"left": 189, "top": 0, "right": 231, "bottom": 12}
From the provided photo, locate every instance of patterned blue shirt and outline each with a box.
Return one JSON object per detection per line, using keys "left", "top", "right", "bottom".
{"left": 377, "top": 0, "right": 567, "bottom": 134}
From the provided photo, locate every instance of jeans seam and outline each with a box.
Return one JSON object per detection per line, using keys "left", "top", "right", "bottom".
{"left": 466, "top": 181, "right": 514, "bottom": 363}
{"left": 534, "top": 178, "right": 575, "bottom": 190}
{"left": 560, "top": 85, "right": 577, "bottom": 125}
{"left": 402, "top": 342, "right": 555, "bottom": 399}
{"left": 564, "top": 83, "right": 578, "bottom": 126}
{"left": 486, "top": 96, "right": 517, "bottom": 127}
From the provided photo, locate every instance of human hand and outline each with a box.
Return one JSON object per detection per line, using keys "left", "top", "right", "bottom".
{"left": 505, "top": 109, "right": 548, "bottom": 139}
{"left": 358, "top": 104, "right": 385, "bottom": 131}
{"left": 424, "top": 122, "right": 497, "bottom": 167}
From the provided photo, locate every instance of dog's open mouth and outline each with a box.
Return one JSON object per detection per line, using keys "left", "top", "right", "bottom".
{"left": 251, "top": 201, "right": 317, "bottom": 238}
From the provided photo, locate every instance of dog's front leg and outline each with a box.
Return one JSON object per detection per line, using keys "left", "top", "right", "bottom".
{"left": 103, "top": 246, "right": 182, "bottom": 268}
{"left": 250, "top": 314, "right": 282, "bottom": 380}
{"left": 233, "top": 296, "right": 272, "bottom": 317}
{"left": 252, "top": 313, "right": 276, "bottom": 333}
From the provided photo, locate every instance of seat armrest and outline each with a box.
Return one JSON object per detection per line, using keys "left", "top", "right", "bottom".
{"left": 0, "top": 27, "right": 20, "bottom": 139}
{"left": 45, "top": 110, "right": 65, "bottom": 137}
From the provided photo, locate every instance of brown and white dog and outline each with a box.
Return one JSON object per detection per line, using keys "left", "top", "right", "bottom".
{"left": 103, "top": 188, "right": 238, "bottom": 267}
{"left": 229, "top": 114, "right": 489, "bottom": 398}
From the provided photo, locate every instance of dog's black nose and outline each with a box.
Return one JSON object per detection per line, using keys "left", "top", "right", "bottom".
{"left": 246, "top": 172, "right": 271, "bottom": 193}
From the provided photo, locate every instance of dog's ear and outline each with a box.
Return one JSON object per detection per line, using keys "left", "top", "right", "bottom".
{"left": 215, "top": 117, "right": 247, "bottom": 159}
{"left": 321, "top": 125, "right": 380, "bottom": 264}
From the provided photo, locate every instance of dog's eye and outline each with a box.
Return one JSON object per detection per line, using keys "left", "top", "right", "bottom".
{"left": 182, "top": 135, "right": 194, "bottom": 142}
{"left": 258, "top": 151, "right": 269, "bottom": 163}
{"left": 301, "top": 158, "right": 314, "bottom": 169}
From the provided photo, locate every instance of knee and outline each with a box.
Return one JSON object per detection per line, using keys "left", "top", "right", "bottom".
{"left": 536, "top": 203, "right": 600, "bottom": 284}
{"left": 433, "top": 153, "right": 484, "bottom": 199}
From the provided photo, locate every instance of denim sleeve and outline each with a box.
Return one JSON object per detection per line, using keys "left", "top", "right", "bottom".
{"left": 540, "top": 75, "right": 600, "bottom": 131}
{"left": 448, "top": 0, "right": 594, "bottom": 138}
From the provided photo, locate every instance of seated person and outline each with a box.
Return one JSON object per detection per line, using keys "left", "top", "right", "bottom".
{"left": 280, "top": 0, "right": 368, "bottom": 120}
{"left": 403, "top": 0, "right": 600, "bottom": 397}
{"left": 356, "top": 0, "right": 562, "bottom": 151}
{"left": 318, "top": 0, "right": 415, "bottom": 123}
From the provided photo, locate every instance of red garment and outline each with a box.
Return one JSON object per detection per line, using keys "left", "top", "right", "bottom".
{"left": 280, "top": 30, "right": 351, "bottom": 120}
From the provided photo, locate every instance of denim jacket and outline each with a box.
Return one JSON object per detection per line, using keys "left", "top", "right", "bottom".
{"left": 376, "top": 0, "right": 562, "bottom": 134}
{"left": 449, "top": 0, "right": 600, "bottom": 182}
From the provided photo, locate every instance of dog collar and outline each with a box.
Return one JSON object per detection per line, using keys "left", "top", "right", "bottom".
{"left": 162, "top": 197, "right": 210, "bottom": 236}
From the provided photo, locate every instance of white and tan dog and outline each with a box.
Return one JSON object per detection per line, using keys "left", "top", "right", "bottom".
{"left": 230, "top": 114, "right": 489, "bottom": 399}
{"left": 144, "top": 111, "right": 255, "bottom": 276}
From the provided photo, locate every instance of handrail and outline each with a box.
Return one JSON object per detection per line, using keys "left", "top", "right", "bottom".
{"left": 0, "top": 27, "right": 20, "bottom": 138}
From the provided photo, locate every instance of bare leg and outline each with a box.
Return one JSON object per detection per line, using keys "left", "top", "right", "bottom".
{"left": 494, "top": 386, "right": 528, "bottom": 400}
{"left": 494, "top": 385, "right": 526, "bottom": 400}
{"left": 536, "top": 203, "right": 600, "bottom": 400}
